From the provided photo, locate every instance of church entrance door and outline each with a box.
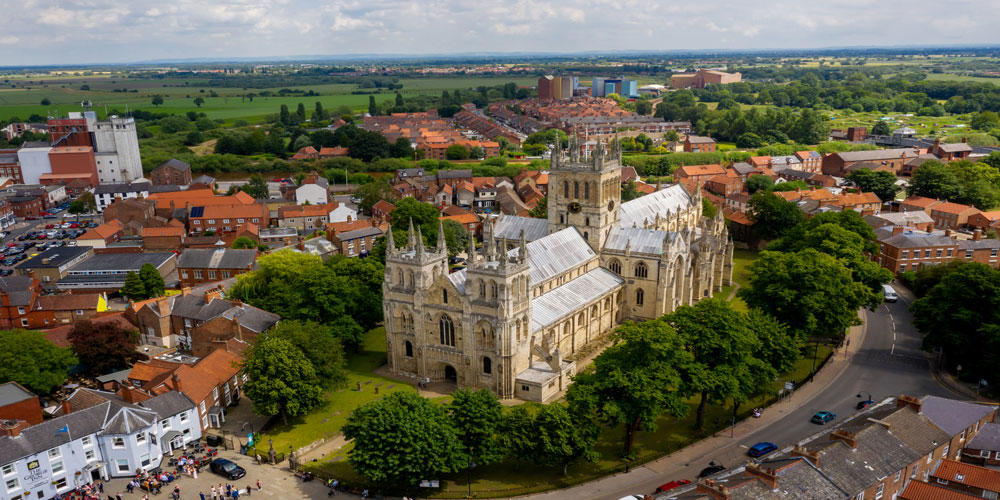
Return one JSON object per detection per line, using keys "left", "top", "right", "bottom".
{"left": 444, "top": 365, "right": 457, "bottom": 382}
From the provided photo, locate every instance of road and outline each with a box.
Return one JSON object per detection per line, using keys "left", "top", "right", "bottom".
{"left": 524, "top": 289, "right": 959, "bottom": 500}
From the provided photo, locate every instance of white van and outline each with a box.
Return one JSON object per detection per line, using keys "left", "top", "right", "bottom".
{"left": 883, "top": 284, "right": 898, "bottom": 303}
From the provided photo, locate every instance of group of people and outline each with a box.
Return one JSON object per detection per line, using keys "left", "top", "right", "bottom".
{"left": 202, "top": 479, "right": 262, "bottom": 500}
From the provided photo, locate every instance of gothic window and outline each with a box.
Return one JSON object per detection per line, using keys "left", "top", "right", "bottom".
{"left": 491, "top": 281, "right": 498, "bottom": 299}
{"left": 397, "top": 269, "right": 403, "bottom": 285}
{"left": 439, "top": 315, "right": 455, "bottom": 346}
{"left": 634, "top": 261, "right": 649, "bottom": 278}
{"left": 560, "top": 214, "right": 564, "bottom": 224}
{"left": 584, "top": 182, "right": 590, "bottom": 200}
{"left": 409, "top": 271, "right": 415, "bottom": 286}
{"left": 564, "top": 181, "right": 569, "bottom": 198}
{"left": 585, "top": 217, "right": 590, "bottom": 226}
{"left": 636, "top": 288, "right": 645, "bottom": 306}
{"left": 479, "top": 281, "right": 486, "bottom": 298}
{"left": 405, "top": 341, "right": 413, "bottom": 357}
{"left": 443, "top": 289, "right": 448, "bottom": 304}
{"left": 483, "top": 357, "right": 492, "bottom": 374}
{"left": 609, "top": 259, "right": 622, "bottom": 275}
{"left": 574, "top": 182, "right": 579, "bottom": 199}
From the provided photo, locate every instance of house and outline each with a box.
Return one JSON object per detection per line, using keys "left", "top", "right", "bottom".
{"left": 795, "top": 150, "right": 822, "bottom": 173}
{"left": 441, "top": 210, "right": 481, "bottom": 236}
{"left": 56, "top": 252, "right": 178, "bottom": 294}
{"left": 291, "top": 145, "right": 319, "bottom": 160}
{"left": 0, "top": 381, "right": 43, "bottom": 426}
{"left": 294, "top": 171, "right": 330, "bottom": 205}
{"left": 188, "top": 203, "right": 268, "bottom": 235}
{"left": 126, "top": 286, "right": 279, "bottom": 354}
{"left": 674, "top": 164, "right": 726, "bottom": 186}
{"left": 277, "top": 202, "right": 356, "bottom": 229}
{"left": 330, "top": 226, "right": 383, "bottom": 257}
{"left": 35, "top": 294, "right": 108, "bottom": 325}
{"left": 41, "top": 312, "right": 134, "bottom": 350}
{"left": 930, "top": 138, "right": 973, "bottom": 161}
{"left": 103, "top": 197, "right": 156, "bottom": 228}
{"left": 176, "top": 246, "right": 257, "bottom": 286}
{"left": 864, "top": 211, "right": 935, "bottom": 232}
{"left": 966, "top": 211, "right": 1000, "bottom": 232}
{"left": 0, "top": 275, "right": 54, "bottom": 329}
{"left": 928, "top": 459, "right": 1000, "bottom": 499}
{"left": 829, "top": 126, "right": 867, "bottom": 142}
{"left": 725, "top": 192, "right": 751, "bottom": 213}
{"left": 874, "top": 226, "right": 961, "bottom": 274}
{"left": 149, "top": 159, "right": 193, "bottom": 186}
{"left": 703, "top": 174, "right": 742, "bottom": 197}
{"left": 900, "top": 196, "right": 942, "bottom": 214}
{"left": 2, "top": 193, "right": 44, "bottom": 218}
{"left": 76, "top": 220, "right": 124, "bottom": 248}
{"left": 929, "top": 201, "right": 981, "bottom": 229}
{"left": 962, "top": 422, "right": 1000, "bottom": 466}
{"left": 142, "top": 225, "right": 187, "bottom": 251}
{"left": 822, "top": 148, "right": 916, "bottom": 177}
{"left": 372, "top": 200, "right": 396, "bottom": 222}
{"left": 318, "top": 146, "right": 349, "bottom": 159}
{"left": 257, "top": 227, "right": 298, "bottom": 248}
{"left": 0, "top": 388, "right": 200, "bottom": 495}
{"left": 899, "top": 480, "right": 983, "bottom": 500}
{"left": 189, "top": 175, "right": 216, "bottom": 191}
{"left": 14, "top": 246, "right": 93, "bottom": 283}
{"left": 683, "top": 135, "right": 716, "bottom": 153}
{"left": 836, "top": 191, "right": 882, "bottom": 215}
{"left": 93, "top": 181, "right": 152, "bottom": 212}
{"left": 139, "top": 349, "right": 247, "bottom": 430}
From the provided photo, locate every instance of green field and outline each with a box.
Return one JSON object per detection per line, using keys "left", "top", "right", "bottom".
{"left": 0, "top": 75, "right": 538, "bottom": 122}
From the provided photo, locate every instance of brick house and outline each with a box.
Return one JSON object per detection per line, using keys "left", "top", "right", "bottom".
{"left": 189, "top": 203, "right": 268, "bottom": 235}
{"left": 372, "top": 200, "right": 396, "bottom": 222}
{"left": 14, "top": 246, "right": 93, "bottom": 283}
{"left": 330, "top": 226, "right": 382, "bottom": 257}
{"left": 149, "top": 159, "right": 193, "bottom": 186}
{"left": 966, "top": 211, "right": 1000, "bottom": 232}
{"left": 929, "top": 201, "right": 981, "bottom": 230}
{"left": 864, "top": 211, "right": 935, "bottom": 232}
{"left": 35, "top": 294, "right": 107, "bottom": 325}
{"left": 836, "top": 191, "right": 882, "bottom": 215}
{"left": 77, "top": 221, "right": 124, "bottom": 248}
{"left": 0, "top": 275, "right": 58, "bottom": 329}
{"left": 703, "top": 174, "right": 743, "bottom": 197}
{"left": 962, "top": 422, "right": 1000, "bottom": 466}
{"left": 795, "top": 150, "right": 822, "bottom": 173}
{"left": 142, "top": 225, "right": 186, "bottom": 251}
{"left": 930, "top": 138, "right": 973, "bottom": 161}
{"left": 683, "top": 135, "right": 716, "bottom": 153}
{"left": 276, "top": 202, "right": 344, "bottom": 229}
{"left": 5, "top": 194, "right": 44, "bottom": 217}
{"left": 874, "top": 226, "right": 960, "bottom": 274}
{"left": 176, "top": 246, "right": 257, "bottom": 286}
{"left": 725, "top": 192, "right": 751, "bottom": 213}
{"left": 103, "top": 197, "right": 156, "bottom": 227}
{"left": 137, "top": 349, "right": 247, "bottom": 430}
{"left": 928, "top": 459, "right": 1000, "bottom": 498}
{"left": 900, "top": 196, "right": 942, "bottom": 214}
{"left": 0, "top": 381, "right": 44, "bottom": 426}
{"left": 822, "top": 148, "right": 916, "bottom": 177}
{"left": 674, "top": 164, "right": 726, "bottom": 185}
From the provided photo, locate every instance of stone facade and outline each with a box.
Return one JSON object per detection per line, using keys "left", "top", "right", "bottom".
{"left": 383, "top": 138, "right": 734, "bottom": 402}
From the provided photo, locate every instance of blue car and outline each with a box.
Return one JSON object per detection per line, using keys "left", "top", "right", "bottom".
{"left": 748, "top": 442, "right": 778, "bottom": 458}
{"left": 811, "top": 411, "right": 836, "bottom": 424}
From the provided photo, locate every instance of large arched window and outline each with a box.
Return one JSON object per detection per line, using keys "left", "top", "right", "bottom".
{"left": 636, "top": 288, "right": 645, "bottom": 306}
{"left": 479, "top": 281, "right": 486, "bottom": 298}
{"left": 584, "top": 182, "right": 590, "bottom": 200}
{"left": 608, "top": 259, "right": 622, "bottom": 275}
{"left": 490, "top": 281, "right": 498, "bottom": 299}
{"left": 439, "top": 315, "right": 455, "bottom": 346}
{"left": 483, "top": 357, "right": 492, "bottom": 374}
{"left": 634, "top": 261, "right": 649, "bottom": 279}
{"left": 442, "top": 289, "right": 449, "bottom": 304}
{"left": 405, "top": 341, "right": 413, "bottom": 357}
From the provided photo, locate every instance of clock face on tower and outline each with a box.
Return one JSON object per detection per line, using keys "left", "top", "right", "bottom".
{"left": 568, "top": 202, "right": 582, "bottom": 214}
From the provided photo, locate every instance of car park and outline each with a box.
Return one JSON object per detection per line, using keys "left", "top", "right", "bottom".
{"left": 655, "top": 479, "right": 691, "bottom": 493}
{"left": 811, "top": 411, "right": 836, "bottom": 424}
{"left": 209, "top": 459, "right": 245, "bottom": 480}
{"left": 748, "top": 442, "right": 778, "bottom": 458}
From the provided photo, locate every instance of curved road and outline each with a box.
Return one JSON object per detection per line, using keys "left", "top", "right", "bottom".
{"left": 525, "top": 288, "right": 959, "bottom": 500}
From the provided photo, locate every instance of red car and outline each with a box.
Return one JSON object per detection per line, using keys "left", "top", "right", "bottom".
{"left": 45, "top": 224, "right": 55, "bottom": 229}
{"left": 69, "top": 223, "right": 79, "bottom": 228}
{"left": 655, "top": 479, "right": 691, "bottom": 493}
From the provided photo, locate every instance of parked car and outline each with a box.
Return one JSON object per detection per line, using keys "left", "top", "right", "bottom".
{"left": 856, "top": 400, "right": 875, "bottom": 410}
{"left": 655, "top": 479, "right": 691, "bottom": 493}
{"left": 209, "top": 459, "right": 245, "bottom": 480}
{"left": 0, "top": 269, "right": 12, "bottom": 276}
{"left": 811, "top": 411, "right": 836, "bottom": 424}
{"left": 44, "top": 224, "right": 54, "bottom": 229}
{"left": 748, "top": 442, "right": 778, "bottom": 458}
{"left": 698, "top": 462, "right": 726, "bottom": 478}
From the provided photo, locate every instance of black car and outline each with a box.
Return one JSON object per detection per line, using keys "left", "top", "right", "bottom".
{"left": 0, "top": 269, "right": 12, "bottom": 276}
{"left": 209, "top": 459, "right": 245, "bottom": 480}
{"left": 698, "top": 462, "right": 726, "bottom": 478}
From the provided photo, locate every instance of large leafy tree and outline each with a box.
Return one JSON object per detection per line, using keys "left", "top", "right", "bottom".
{"left": 68, "top": 320, "right": 139, "bottom": 375}
{"left": 120, "top": 271, "right": 147, "bottom": 300}
{"left": 666, "top": 298, "right": 761, "bottom": 430}
{"left": 139, "top": 263, "right": 165, "bottom": 298}
{"left": 242, "top": 336, "right": 324, "bottom": 425}
{"left": 497, "top": 406, "right": 536, "bottom": 470}
{"left": 448, "top": 389, "right": 504, "bottom": 470}
{"left": 739, "top": 249, "right": 868, "bottom": 341}
{"left": 531, "top": 403, "right": 600, "bottom": 475}
{"left": 343, "top": 392, "right": 464, "bottom": 492}
{"left": 906, "top": 159, "right": 962, "bottom": 201}
{"left": 846, "top": 168, "right": 901, "bottom": 202}
{"left": 567, "top": 319, "right": 693, "bottom": 456}
{"left": 747, "top": 191, "right": 805, "bottom": 241}
{"left": 745, "top": 174, "right": 774, "bottom": 194}
{"left": 0, "top": 330, "right": 77, "bottom": 394}
{"left": 266, "top": 320, "right": 346, "bottom": 389}
{"left": 230, "top": 174, "right": 270, "bottom": 199}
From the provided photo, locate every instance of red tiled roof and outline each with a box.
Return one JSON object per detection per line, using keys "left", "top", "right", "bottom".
{"left": 899, "top": 480, "right": 980, "bottom": 500}
{"left": 676, "top": 164, "right": 726, "bottom": 177}
{"left": 902, "top": 196, "right": 941, "bottom": 209}
{"left": 932, "top": 201, "right": 979, "bottom": 216}
{"left": 931, "top": 459, "right": 1000, "bottom": 493}
{"left": 278, "top": 202, "right": 335, "bottom": 218}
{"left": 373, "top": 200, "right": 396, "bottom": 212}
{"left": 80, "top": 223, "right": 123, "bottom": 240}
{"left": 143, "top": 226, "right": 185, "bottom": 238}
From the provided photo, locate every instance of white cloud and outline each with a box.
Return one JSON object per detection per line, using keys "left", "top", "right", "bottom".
{"left": 1, "top": 0, "right": 999, "bottom": 65}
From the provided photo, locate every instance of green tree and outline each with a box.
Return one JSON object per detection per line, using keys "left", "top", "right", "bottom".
{"left": 445, "top": 144, "right": 470, "bottom": 160}
{"left": 871, "top": 120, "right": 891, "bottom": 136}
{"left": 195, "top": 116, "right": 218, "bottom": 131}
{"left": 354, "top": 180, "right": 394, "bottom": 214}
{"left": 235, "top": 174, "right": 270, "bottom": 199}
{"left": 267, "top": 320, "right": 347, "bottom": 389}
{"left": 532, "top": 404, "right": 600, "bottom": 475}
{"left": 193, "top": 97, "right": 205, "bottom": 108}
{"left": 391, "top": 137, "right": 414, "bottom": 158}
{"left": 635, "top": 100, "right": 652, "bottom": 115}
{"left": 772, "top": 180, "right": 811, "bottom": 192}
{"left": 183, "top": 130, "right": 204, "bottom": 146}
{"left": 151, "top": 95, "right": 164, "bottom": 107}
{"left": 747, "top": 192, "right": 805, "bottom": 241}
{"left": 846, "top": 168, "right": 901, "bottom": 202}
{"left": 368, "top": 95, "right": 378, "bottom": 117}
{"left": 139, "top": 263, "right": 165, "bottom": 298}
{"left": 664, "top": 130, "right": 680, "bottom": 142}
{"left": 701, "top": 197, "right": 717, "bottom": 218}
{"left": 449, "top": 389, "right": 504, "bottom": 471}
{"left": 279, "top": 104, "right": 291, "bottom": 126}
{"left": 497, "top": 406, "right": 535, "bottom": 470}
{"left": 343, "top": 392, "right": 464, "bottom": 491}
{"left": 242, "top": 336, "right": 324, "bottom": 425}
{"left": 40, "top": 98, "right": 51, "bottom": 106}
{"left": 528, "top": 196, "right": 548, "bottom": 218}
{"left": 232, "top": 237, "right": 258, "bottom": 249}
{"left": 790, "top": 109, "right": 828, "bottom": 145}
{"left": 906, "top": 159, "right": 962, "bottom": 201}
{"left": 313, "top": 101, "right": 327, "bottom": 122}
{"left": 0, "top": 330, "right": 76, "bottom": 394}
{"left": 121, "top": 271, "right": 147, "bottom": 300}
{"left": 567, "top": 318, "right": 693, "bottom": 457}
{"left": 745, "top": 174, "right": 774, "bottom": 194}
{"left": 621, "top": 181, "right": 641, "bottom": 202}
{"left": 295, "top": 102, "right": 307, "bottom": 123}
{"left": 739, "top": 249, "right": 868, "bottom": 340}
{"left": 736, "top": 132, "right": 763, "bottom": 149}
{"left": 971, "top": 111, "right": 1000, "bottom": 131}
{"left": 68, "top": 320, "right": 139, "bottom": 375}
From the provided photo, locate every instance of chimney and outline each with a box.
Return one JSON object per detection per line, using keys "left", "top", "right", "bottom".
{"left": 41, "top": 258, "right": 51, "bottom": 265}
{"left": 156, "top": 296, "right": 170, "bottom": 315}
{"left": 927, "top": 223, "right": 934, "bottom": 232}
{"left": 829, "top": 428, "right": 858, "bottom": 449}
{"left": 180, "top": 286, "right": 191, "bottom": 297}
{"left": 896, "top": 395, "right": 922, "bottom": 413}
{"left": 791, "top": 445, "right": 820, "bottom": 467}
{"left": 973, "top": 229, "right": 983, "bottom": 241}
{"left": 61, "top": 400, "right": 71, "bottom": 415}
{"left": 867, "top": 417, "right": 892, "bottom": 432}
{"left": 744, "top": 463, "right": 779, "bottom": 490}
{"left": 892, "top": 226, "right": 904, "bottom": 236}
{"left": 171, "top": 373, "right": 182, "bottom": 393}
{"left": 0, "top": 420, "right": 26, "bottom": 437}
{"left": 695, "top": 479, "right": 732, "bottom": 500}
{"left": 934, "top": 138, "right": 941, "bottom": 149}
{"left": 962, "top": 137, "right": 968, "bottom": 144}
{"left": 945, "top": 229, "right": 952, "bottom": 238}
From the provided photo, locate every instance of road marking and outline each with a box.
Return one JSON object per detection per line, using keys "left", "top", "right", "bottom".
{"left": 738, "top": 444, "right": 748, "bottom": 449}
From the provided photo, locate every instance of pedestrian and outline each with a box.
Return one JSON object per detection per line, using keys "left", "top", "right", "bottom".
{"left": 246, "top": 484, "right": 252, "bottom": 496}
{"left": 226, "top": 483, "right": 232, "bottom": 498}
{"left": 126, "top": 482, "right": 134, "bottom": 494}
{"left": 98, "top": 482, "right": 104, "bottom": 493}
{"left": 211, "top": 485, "right": 217, "bottom": 499}
{"left": 255, "top": 454, "right": 261, "bottom": 465}
{"left": 361, "top": 488, "right": 368, "bottom": 499}
{"left": 116, "top": 494, "right": 123, "bottom": 500}
{"left": 256, "top": 480, "right": 261, "bottom": 491}
{"left": 200, "top": 493, "right": 206, "bottom": 500}
{"left": 232, "top": 488, "right": 240, "bottom": 500}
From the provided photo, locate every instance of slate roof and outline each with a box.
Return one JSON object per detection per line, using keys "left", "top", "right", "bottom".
{"left": 966, "top": 422, "right": 1000, "bottom": 451}
{"left": 876, "top": 227, "right": 956, "bottom": 248}
{"left": 865, "top": 211, "right": 934, "bottom": 228}
{"left": 531, "top": 267, "right": 624, "bottom": 333}
{"left": 438, "top": 169, "right": 473, "bottom": 179}
{"left": 336, "top": 226, "right": 382, "bottom": 240}
{"left": 66, "top": 252, "right": 175, "bottom": 274}
{"left": 619, "top": 183, "right": 693, "bottom": 228}
{"left": 813, "top": 425, "right": 922, "bottom": 495}
{"left": 836, "top": 148, "right": 915, "bottom": 162}
{"left": 94, "top": 182, "right": 151, "bottom": 195}
{"left": 0, "top": 276, "right": 35, "bottom": 306}
{"left": 732, "top": 162, "right": 757, "bottom": 175}
{"left": 220, "top": 303, "right": 280, "bottom": 333}
{"left": 0, "top": 382, "right": 35, "bottom": 406}
{"left": 177, "top": 248, "right": 257, "bottom": 270}
{"left": 938, "top": 142, "right": 973, "bottom": 153}
{"left": 156, "top": 158, "right": 191, "bottom": 172}
{"left": 0, "top": 402, "right": 109, "bottom": 465}
{"left": 492, "top": 215, "right": 549, "bottom": 242}
{"left": 138, "top": 391, "right": 196, "bottom": 417}
{"left": 192, "top": 175, "right": 216, "bottom": 185}
{"left": 920, "top": 395, "right": 996, "bottom": 436}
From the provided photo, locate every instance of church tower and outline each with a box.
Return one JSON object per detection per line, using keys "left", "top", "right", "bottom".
{"left": 547, "top": 135, "right": 622, "bottom": 251}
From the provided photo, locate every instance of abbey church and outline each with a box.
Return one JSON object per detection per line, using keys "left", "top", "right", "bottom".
{"left": 382, "top": 138, "right": 734, "bottom": 402}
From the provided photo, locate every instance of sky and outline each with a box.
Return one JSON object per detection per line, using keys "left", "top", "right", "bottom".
{"left": 0, "top": 0, "right": 995, "bottom": 66}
